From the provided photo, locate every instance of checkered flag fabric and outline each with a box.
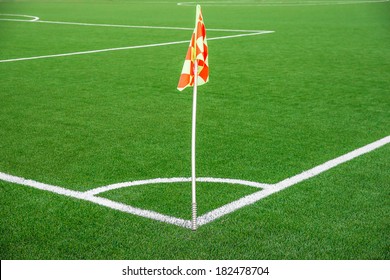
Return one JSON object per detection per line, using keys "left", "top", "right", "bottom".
{"left": 177, "top": 5, "right": 209, "bottom": 91}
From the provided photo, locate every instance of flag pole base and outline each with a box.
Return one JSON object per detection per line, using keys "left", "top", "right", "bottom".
{"left": 192, "top": 203, "right": 197, "bottom": 231}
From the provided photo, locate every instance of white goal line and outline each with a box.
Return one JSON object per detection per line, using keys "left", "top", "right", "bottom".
{"left": 0, "top": 15, "right": 270, "bottom": 33}
{"left": 0, "top": 16, "right": 274, "bottom": 63}
{"left": 177, "top": 0, "right": 390, "bottom": 6}
{"left": 0, "top": 31, "right": 273, "bottom": 63}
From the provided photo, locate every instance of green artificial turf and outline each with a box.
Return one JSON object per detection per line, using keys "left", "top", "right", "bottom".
{"left": 0, "top": 0, "right": 389, "bottom": 259}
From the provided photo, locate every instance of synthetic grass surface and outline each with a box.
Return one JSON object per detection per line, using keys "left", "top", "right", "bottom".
{"left": 0, "top": 0, "right": 389, "bottom": 259}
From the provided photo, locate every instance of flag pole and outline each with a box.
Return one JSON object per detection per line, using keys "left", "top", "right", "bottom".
{"left": 191, "top": 60, "right": 198, "bottom": 231}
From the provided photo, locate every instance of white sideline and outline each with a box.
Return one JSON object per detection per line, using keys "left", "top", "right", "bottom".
{"left": 0, "top": 15, "right": 274, "bottom": 63}
{"left": 198, "top": 135, "right": 390, "bottom": 225}
{"left": 177, "top": 0, "right": 390, "bottom": 6}
{"left": 33, "top": 19, "right": 271, "bottom": 33}
{"left": 0, "top": 172, "right": 83, "bottom": 198}
{"left": 0, "top": 16, "right": 270, "bottom": 33}
{"left": 274, "top": 136, "right": 390, "bottom": 190}
{"left": 0, "top": 135, "right": 389, "bottom": 229}
{"left": 0, "top": 31, "right": 273, "bottom": 63}
{"left": 198, "top": 177, "right": 271, "bottom": 189}
{"left": 0, "top": 40, "right": 189, "bottom": 63}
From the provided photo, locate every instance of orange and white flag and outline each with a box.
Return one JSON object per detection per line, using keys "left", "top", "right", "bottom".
{"left": 177, "top": 5, "right": 209, "bottom": 91}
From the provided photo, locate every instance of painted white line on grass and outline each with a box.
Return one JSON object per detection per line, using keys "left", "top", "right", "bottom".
{"left": 85, "top": 177, "right": 192, "bottom": 196}
{"left": 36, "top": 19, "right": 197, "bottom": 31}
{"left": 0, "top": 172, "right": 83, "bottom": 197}
{"left": 208, "top": 31, "right": 274, "bottom": 41}
{"left": 177, "top": 0, "right": 390, "bottom": 7}
{"left": 1, "top": 135, "right": 388, "bottom": 229}
{"left": 198, "top": 188, "right": 276, "bottom": 226}
{"left": 0, "top": 16, "right": 271, "bottom": 33}
{"left": 197, "top": 177, "right": 271, "bottom": 189}
{"left": 84, "top": 195, "right": 191, "bottom": 228}
{"left": 0, "top": 40, "right": 189, "bottom": 63}
{"left": 34, "top": 19, "right": 270, "bottom": 33}
{"left": 0, "top": 14, "right": 39, "bottom": 22}
{"left": 198, "top": 135, "right": 390, "bottom": 225}
{"left": 0, "top": 31, "right": 274, "bottom": 63}
{"left": 274, "top": 136, "right": 390, "bottom": 190}
{"left": 0, "top": 171, "right": 191, "bottom": 228}
{"left": 86, "top": 177, "right": 271, "bottom": 196}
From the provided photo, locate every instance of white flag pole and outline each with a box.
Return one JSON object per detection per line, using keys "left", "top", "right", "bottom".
{"left": 191, "top": 59, "right": 198, "bottom": 231}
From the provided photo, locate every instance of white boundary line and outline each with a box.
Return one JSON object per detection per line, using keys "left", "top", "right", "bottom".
{"left": 0, "top": 14, "right": 39, "bottom": 22}
{"left": 177, "top": 0, "right": 390, "bottom": 6}
{"left": 0, "top": 171, "right": 192, "bottom": 228}
{"left": 0, "top": 31, "right": 273, "bottom": 63}
{"left": 198, "top": 135, "right": 390, "bottom": 225}
{"left": 0, "top": 40, "right": 189, "bottom": 63}
{"left": 22, "top": 19, "right": 271, "bottom": 33}
{"left": 1, "top": 135, "right": 389, "bottom": 229}
{"left": 0, "top": 16, "right": 274, "bottom": 63}
{"left": 0, "top": 16, "right": 269, "bottom": 33}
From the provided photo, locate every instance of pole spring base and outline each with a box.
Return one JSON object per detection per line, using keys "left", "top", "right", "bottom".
{"left": 192, "top": 203, "right": 197, "bottom": 231}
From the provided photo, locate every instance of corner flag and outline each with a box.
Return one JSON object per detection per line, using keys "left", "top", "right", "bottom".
{"left": 177, "top": 5, "right": 209, "bottom": 91}
{"left": 177, "top": 5, "right": 209, "bottom": 231}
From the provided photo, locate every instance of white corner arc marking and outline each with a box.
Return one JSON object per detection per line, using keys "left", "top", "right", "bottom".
{"left": 85, "top": 177, "right": 271, "bottom": 196}
{"left": 1, "top": 135, "right": 389, "bottom": 229}
{"left": 0, "top": 14, "right": 39, "bottom": 22}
